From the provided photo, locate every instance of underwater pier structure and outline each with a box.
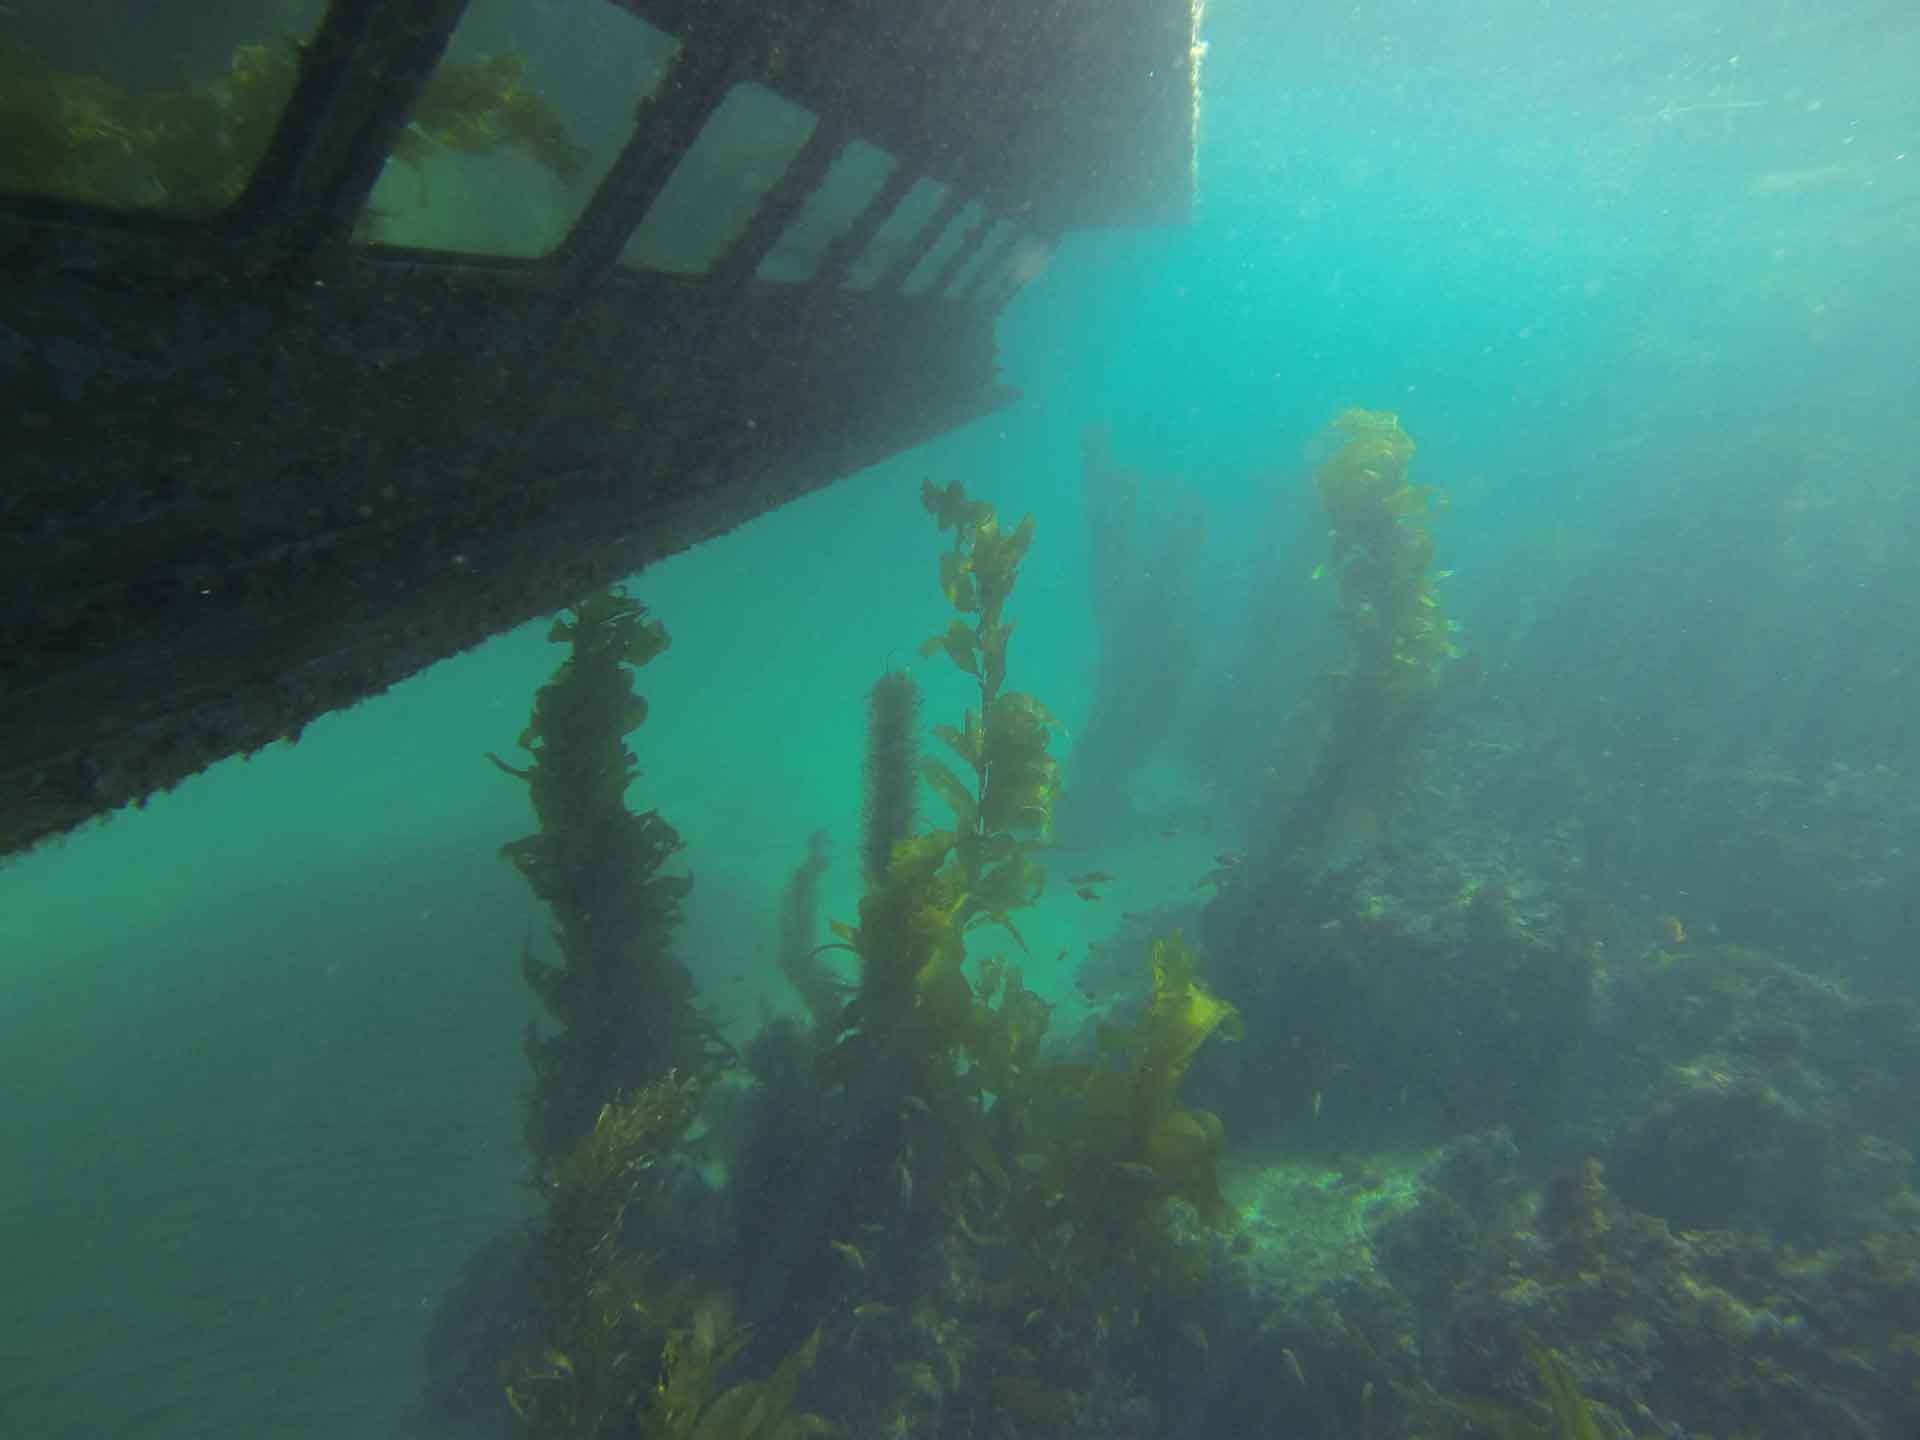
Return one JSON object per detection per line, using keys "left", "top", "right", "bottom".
{"left": 0, "top": 0, "right": 1201, "bottom": 858}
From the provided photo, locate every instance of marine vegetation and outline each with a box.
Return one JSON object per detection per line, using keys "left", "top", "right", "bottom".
{"left": 824, "top": 484, "right": 1242, "bottom": 1427}
{"left": 468, "top": 474, "right": 1920, "bottom": 1440}
{"left": 720, "top": 481, "right": 1064, "bottom": 1385}
{"left": 827, "top": 477, "right": 1063, "bottom": 1106}
{"left": 1017, "top": 932, "right": 1242, "bottom": 1254}
{"left": 907, "top": 925, "right": 1242, "bottom": 1440}
{"left": 775, "top": 828, "right": 840, "bottom": 1035}
{"left": 0, "top": 40, "right": 584, "bottom": 215}
{"left": 1184, "top": 830, "right": 1920, "bottom": 1440}
{"left": 1530, "top": 1346, "right": 1607, "bottom": 1440}
{"left": 505, "top": 1077, "right": 700, "bottom": 1437}
{"left": 495, "top": 595, "right": 828, "bottom": 1440}
{"left": 490, "top": 590, "right": 724, "bottom": 1173}
{"left": 0, "top": 40, "right": 292, "bottom": 212}
{"left": 861, "top": 669, "right": 922, "bottom": 886}
{"left": 717, "top": 480, "right": 1253, "bottom": 1437}
{"left": 1436, "top": 1344, "right": 1611, "bottom": 1440}
{"left": 459, "top": 494, "right": 1245, "bottom": 1440}
{"left": 506, "top": 1073, "right": 830, "bottom": 1440}
{"left": 394, "top": 52, "right": 589, "bottom": 193}
{"left": 645, "top": 1301, "right": 826, "bottom": 1440}
{"left": 1281, "top": 408, "right": 1462, "bottom": 857}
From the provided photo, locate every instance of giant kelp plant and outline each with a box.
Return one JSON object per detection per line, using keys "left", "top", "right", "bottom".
{"left": 437, "top": 500, "right": 1249, "bottom": 1440}
{"left": 839, "top": 477, "right": 1063, "bottom": 1090}
{"left": 728, "top": 481, "right": 1066, "bottom": 1342}
{"left": 719, "top": 481, "right": 1248, "bottom": 1438}
{"left": 487, "top": 591, "right": 823, "bottom": 1440}
{"left": 811, "top": 483, "right": 1244, "bottom": 1435}
{"left": 1282, "top": 408, "right": 1461, "bottom": 856}
{"left": 1197, "top": 413, "right": 1470, "bottom": 1130}
{"left": 489, "top": 590, "right": 723, "bottom": 1173}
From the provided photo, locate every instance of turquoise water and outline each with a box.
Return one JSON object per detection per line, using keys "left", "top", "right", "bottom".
{"left": 5, "top": 3, "right": 1919, "bottom": 1436}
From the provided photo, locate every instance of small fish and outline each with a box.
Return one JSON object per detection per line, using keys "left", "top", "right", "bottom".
{"left": 899, "top": 1094, "right": 931, "bottom": 1116}
{"left": 853, "top": 1302, "right": 897, "bottom": 1320}
{"left": 831, "top": 1240, "right": 866, "bottom": 1271}
{"left": 1311, "top": 1090, "right": 1324, "bottom": 1121}
{"left": 1014, "top": 1152, "right": 1049, "bottom": 1174}
{"left": 1213, "top": 852, "right": 1242, "bottom": 868}
{"left": 1310, "top": 563, "right": 1327, "bottom": 581}
{"left": 1178, "top": 1320, "right": 1210, "bottom": 1353}
{"left": 1656, "top": 914, "right": 1688, "bottom": 945}
{"left": 1108, "top": 1161, "right": 1160, "bottom": 1184}
{"left": 1069, "top": 870, "right": 1116, "bottom": 885}
{"left": 1076, "top": 886, "right": 1103, "bottom": 901}
{"left": 1282, "top": 1348, "right": 1308, "bottom": 1388}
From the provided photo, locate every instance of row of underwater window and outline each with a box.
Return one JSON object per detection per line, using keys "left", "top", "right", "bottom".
{"left": 0, "top": 0, "right": 1049, "bottom": 303}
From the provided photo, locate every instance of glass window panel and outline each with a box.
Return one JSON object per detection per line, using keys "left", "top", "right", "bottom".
{"left": 945, "top": 217, "right": 1014, "bottom": 299}
{"left": 843, "top": 178, "right": 949, "bottom": 291}
{"left": 0, "top": 0, "right": 329, "bottom": 215}
{"left": 621, "top": 84, "right": 818, "bottom": 275}
{"left": 363, "top": 0, "right": 678, "bottom": 256}
{"left": 755, "top": 140, "right": 896, "bottom": 285}
{"left": 980, "top": 231, "right": 1054, "bottom": 302}
{"left": 903, "top": 199, "right": 985, "bottom": 296}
